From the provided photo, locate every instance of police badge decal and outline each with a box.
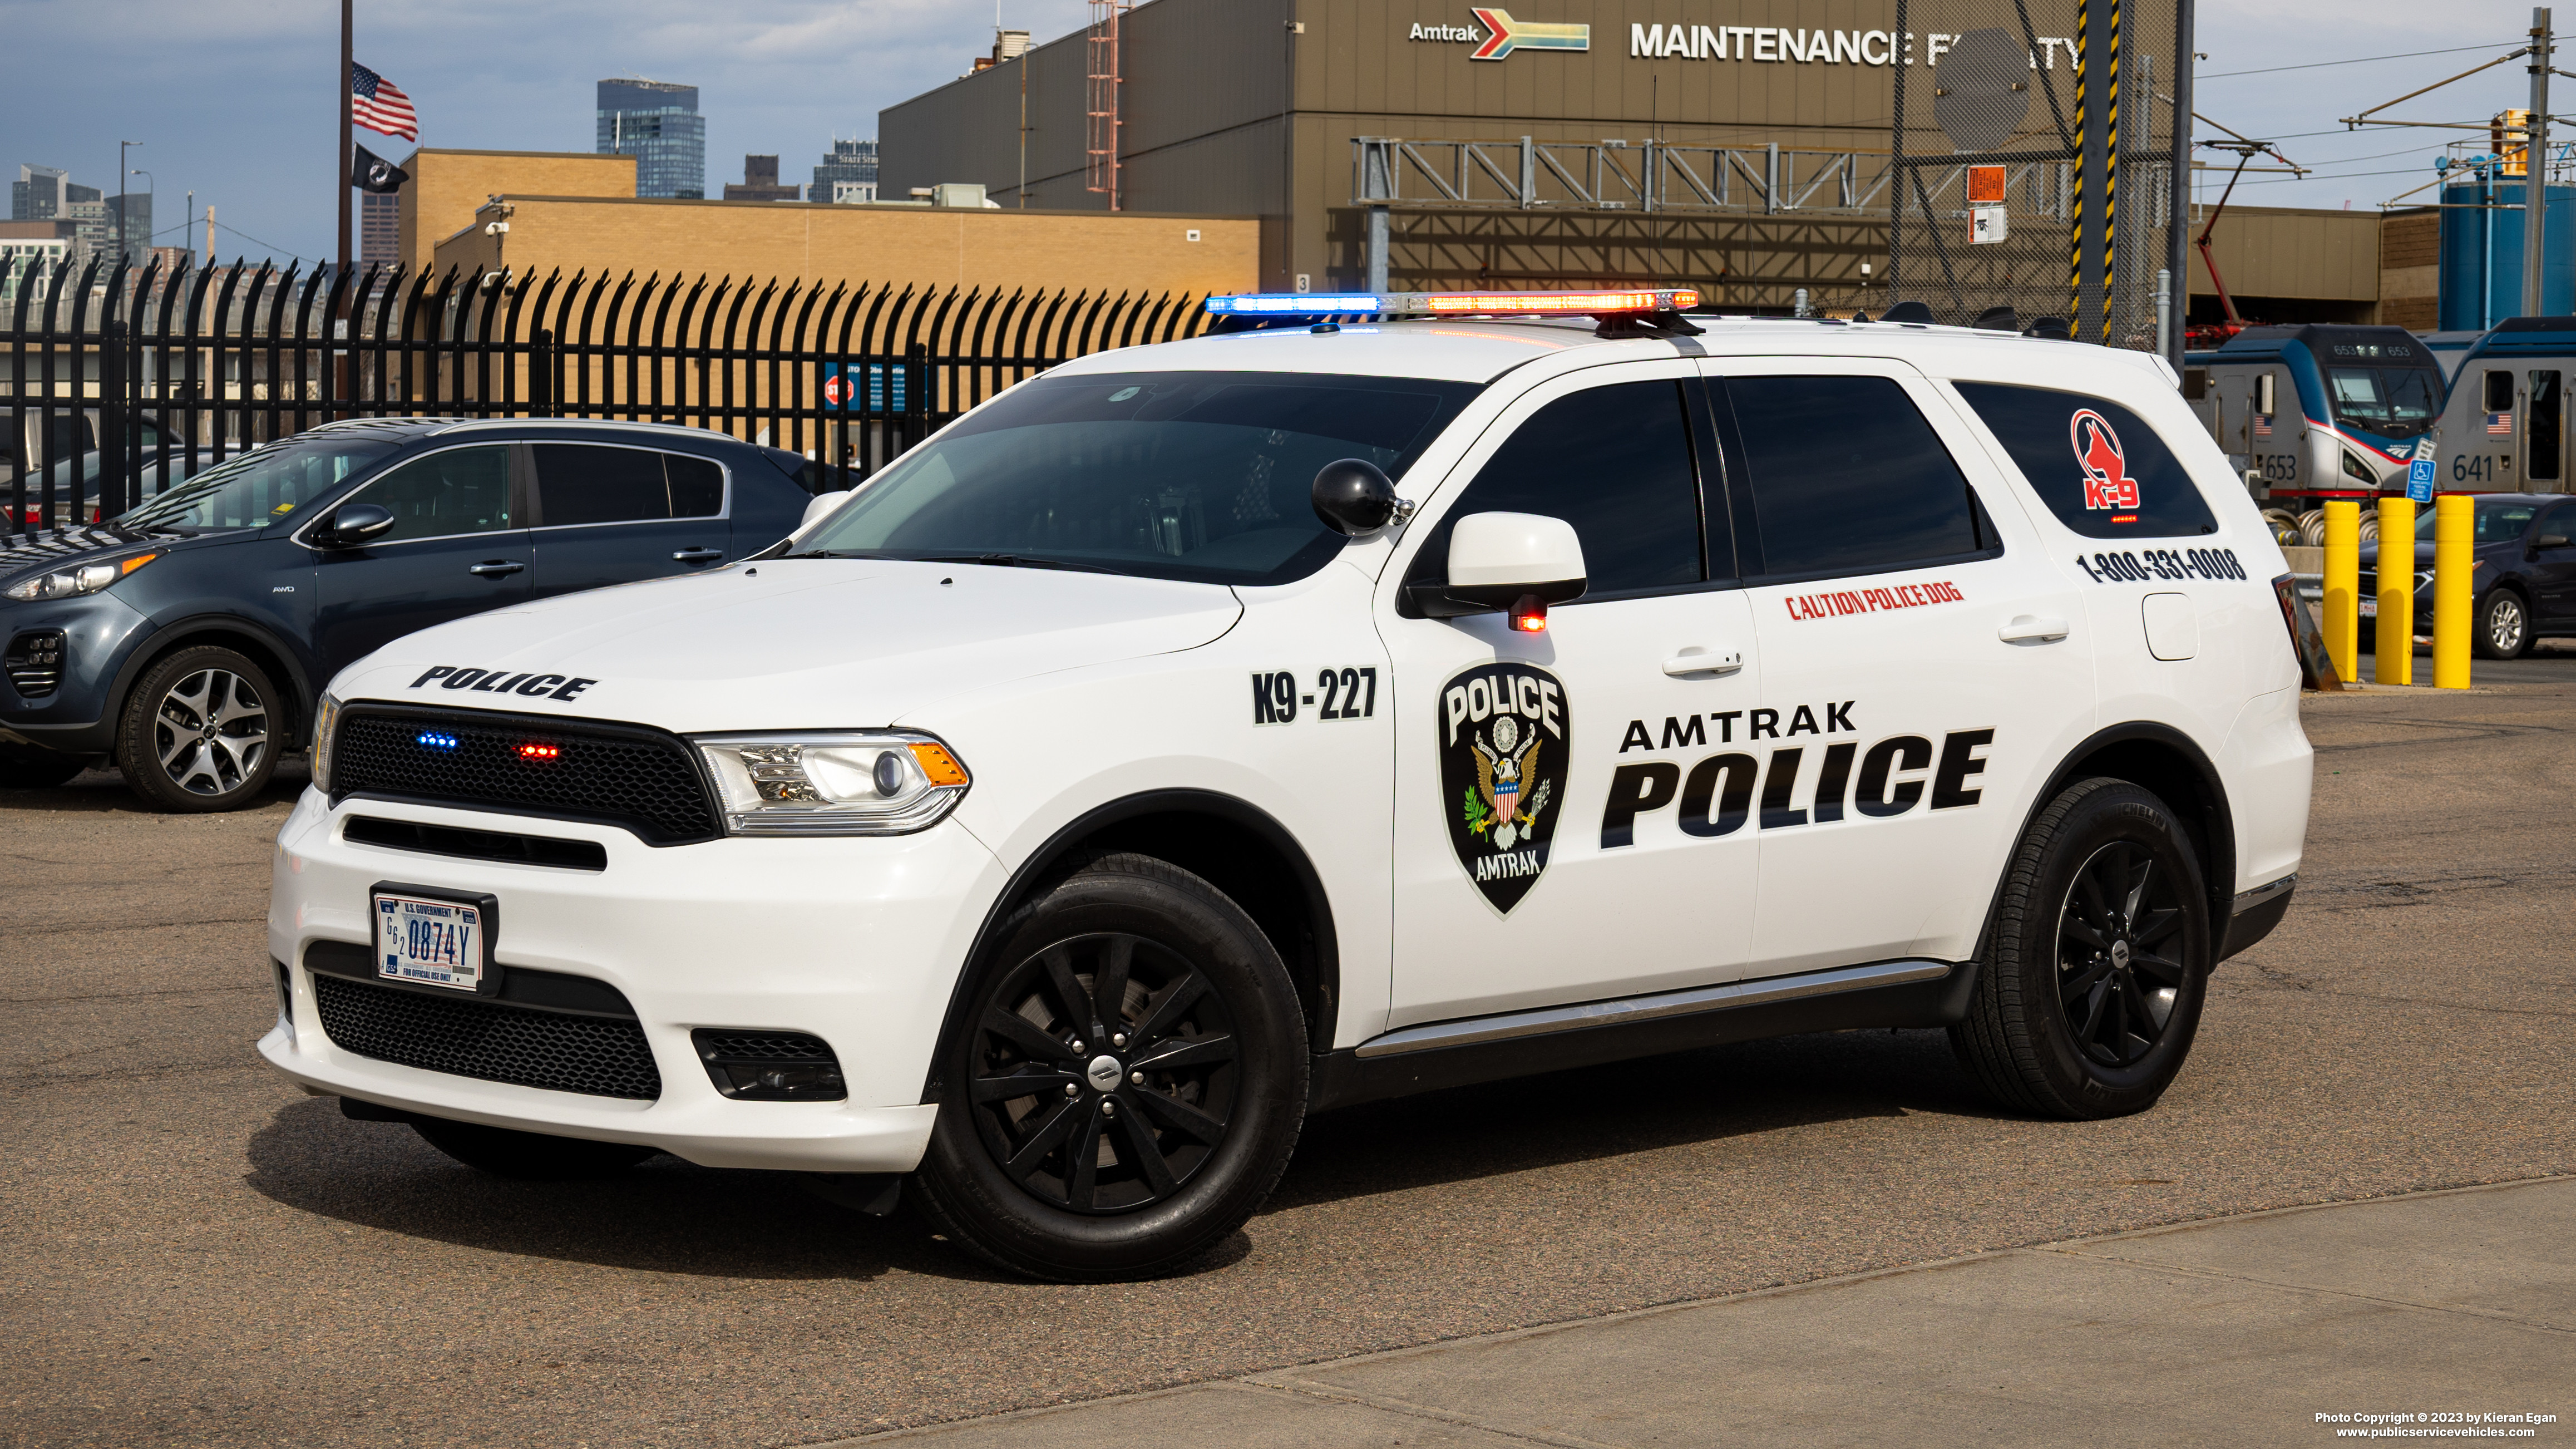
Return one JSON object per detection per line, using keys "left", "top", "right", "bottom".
{"left": 1438, "top": 662, "right": 1571, "bottom": 913}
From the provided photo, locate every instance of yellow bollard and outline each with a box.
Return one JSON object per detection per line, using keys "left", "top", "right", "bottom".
{"left": 2434, "top": 493, "right": 2473, "bottom": 688}
{"left": 2376, "top": 496, "right": 2415, "bottom": 686}
{"left": 2322, "top": 500, "right": 2360, "bottom": 683}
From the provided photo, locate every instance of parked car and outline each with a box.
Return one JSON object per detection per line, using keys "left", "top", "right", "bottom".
{"left": 260, "top": 293, "right": 2312, "bottom": 1281}
{"left": 0, "top": 417, "right": 816, "bottom": 808}
{"left": 2357, "top": 494, "right": 2576, "bottom": 657}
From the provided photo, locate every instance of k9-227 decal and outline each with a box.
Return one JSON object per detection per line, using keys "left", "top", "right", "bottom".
{"left": 2073, "top": 547, "right": 2244, "bottom": 584}
{"left": 1251, "top": 668, "right": 1379, "bottom": 724}
{"left": 1438, "top": 662, "right": 1569, "bottom": 914}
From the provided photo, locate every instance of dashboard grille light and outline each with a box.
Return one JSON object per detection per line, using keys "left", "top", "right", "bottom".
{"left": 416, "top": 731, "right": 460, "bottom": 751}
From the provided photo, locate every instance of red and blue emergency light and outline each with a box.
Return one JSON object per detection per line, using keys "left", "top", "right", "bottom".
{"left": 1204, "top": 287, "right": 1701, "bottom": 319}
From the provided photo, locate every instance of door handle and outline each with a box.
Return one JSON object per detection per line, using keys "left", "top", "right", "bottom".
{"left": 671, "top": 548, "right": 727, "bottom": 562}
{"left": 468, "top": 560, "right": 525, "bottom": 578}
{"left": 1998, "top": 614, "right": 2070, "bottom": 643}
{"left": 1661, "top": 647, "right": 1744, "bottom": 677}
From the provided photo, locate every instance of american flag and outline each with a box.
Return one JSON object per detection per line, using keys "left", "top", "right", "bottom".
{"left": 2487, "top": 411, "right": 2514, "bottom": 435}
{"left": 351, "top": 63, "right": 418, "bottom": 142}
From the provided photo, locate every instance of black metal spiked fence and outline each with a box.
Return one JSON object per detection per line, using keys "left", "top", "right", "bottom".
{"left": 1, "top": 255, "right": 1212, "bottom": 531}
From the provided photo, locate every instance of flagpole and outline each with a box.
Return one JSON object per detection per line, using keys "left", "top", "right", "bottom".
{"left": 338, "top": 0, "right": 353, "bottom": 280}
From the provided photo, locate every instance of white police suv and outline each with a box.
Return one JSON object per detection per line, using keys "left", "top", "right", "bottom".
{"left": 263, "top": 289, "right": 2313, "bottom": 1280}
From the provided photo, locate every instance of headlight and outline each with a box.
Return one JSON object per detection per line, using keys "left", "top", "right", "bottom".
{"left": 311, "top": 693, "right": 342, "bottom": 792}
{"left": 693, "top": 731, "right": 970, "bottom": 836}
{"left": 2, "top": 551, "right": 158, "bottom": 600}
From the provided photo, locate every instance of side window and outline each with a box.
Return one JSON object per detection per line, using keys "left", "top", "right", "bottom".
{"left": 667, "top": 454, "right": 725, "bottom": 518}
{"left": 1406, "top": 379, "right": 1707, "bottom": 598}
{"left": 1723, "top": 375, "right": 1987, "bottom": 577}
{"left": 350, "top": 445, "right": 513, "bottom": 543}
{"left": 2484, "top": 369, "right": 2516, "bottom": 415}
{"left": 2539, "top": 501, "right": 2576, "bottom": 546}
{"left": 532, "top": 445, "right": 724, "bottom": 525}
{"left": 1952, "top": 381, "right": 2220, "bottom": 539}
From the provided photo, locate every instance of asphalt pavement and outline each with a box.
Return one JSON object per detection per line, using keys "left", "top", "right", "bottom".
{"left": 3, "top": 662, "right": 2572, "bottom": 1447}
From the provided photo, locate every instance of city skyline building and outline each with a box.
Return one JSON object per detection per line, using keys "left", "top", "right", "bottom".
{"left": 812, "top": 139, "right": 877, "bottom": 204}
{"left": 596, "top": 78, "right": 705, "bottom": 199}
{"left": 359, "top": 191, "right": 399, "bottom": 263}
{"left": 722, "top": 154, "right": 800, "bottom": 203}
{"left": 13, "top": 164, "right": 69, "bottom": 221}
{"left": 107, "top": 191, "right": 150, "bottom": 265}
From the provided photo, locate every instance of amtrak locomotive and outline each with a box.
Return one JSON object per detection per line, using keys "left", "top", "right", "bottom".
{"left": 2424, "top": 316, "right": 2576, "bottom": 495}
{"left": 2185, "top": 325, "right": 2447, "bottom": 504}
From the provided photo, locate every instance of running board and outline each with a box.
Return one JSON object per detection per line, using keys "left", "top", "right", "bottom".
{"left": 1354, "top": 959, "right": 1956, "bottom": 1058}
{"left": 1310, "top": 958, "right": 1973, "bottom": 1113}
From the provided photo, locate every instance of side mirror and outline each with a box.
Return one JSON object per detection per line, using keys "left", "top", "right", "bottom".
{"left": 1443, "top": 512, "right": 1587, "bottom": 620}
{"left": 318, "top": 501, "right": 395, "bottom": 548}
{"left": 1311, "top": 459, "right": 1410, "bottom": 536}
{"left": 2538, "top": 533, "right": 2571, "bottom": 550}
{"left": 800, "top": 488, "right": 854, "bottom": 531}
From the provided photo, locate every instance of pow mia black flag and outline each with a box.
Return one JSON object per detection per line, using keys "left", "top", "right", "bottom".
{"left": 1437, "top": 661, "right": 1571, "bottom": 914}
{"left": 352, "top": 144, "right": 408, "bottom": 195}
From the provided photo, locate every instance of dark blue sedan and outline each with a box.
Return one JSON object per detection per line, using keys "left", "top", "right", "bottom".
{"left": 0, "top": 418, "right": 816, "bottom": 810}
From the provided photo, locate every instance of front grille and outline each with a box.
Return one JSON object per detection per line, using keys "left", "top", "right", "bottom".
{"left": 5, "top": 630, "right": 65, "bottom": 699}
{"left": 343, "top": 814, "right": 609, "bottom": 871}
{"left": 312, "top": 972, "right": 663, "bottom": 1100}
{"left": 332, "top": 706, "right": 717, "bottom": 844}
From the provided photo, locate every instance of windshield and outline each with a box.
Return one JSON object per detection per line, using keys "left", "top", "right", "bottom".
{"left": 2326, "top": 367, "right": 2442, "bottom": 440}
{"left": 793, "top": 370, "right": 1482, "bottom": 585}
{"left": 2414, "top": 501, "right": 2539, "bottom": 543}
{"left": 115, "top": 435, "right": 398, "bottom": 532}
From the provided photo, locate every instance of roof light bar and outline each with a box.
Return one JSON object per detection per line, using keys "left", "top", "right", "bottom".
{"left": 1205, "top": 287, "right": 1701, "bottom": 318}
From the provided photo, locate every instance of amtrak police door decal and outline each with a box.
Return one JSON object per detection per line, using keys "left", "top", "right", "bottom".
{"left": 1438, "top": 662, "right": 1570, "bottom": 913}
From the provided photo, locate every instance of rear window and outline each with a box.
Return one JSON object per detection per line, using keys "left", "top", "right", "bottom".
{"left": 1952, "top": 382, "right": 2219, "bottom": 539}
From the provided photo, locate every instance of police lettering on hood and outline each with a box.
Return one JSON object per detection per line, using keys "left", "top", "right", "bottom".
{"left": 1438, "top": 662, "right": 1569, "bottom": 913}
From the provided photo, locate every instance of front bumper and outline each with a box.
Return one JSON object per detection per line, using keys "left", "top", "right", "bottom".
{"left": 0, "top": 592, "right": 149, "bottom": 756}
{"left": 260, "top": 786, "right": 1010, "bottom": 1172}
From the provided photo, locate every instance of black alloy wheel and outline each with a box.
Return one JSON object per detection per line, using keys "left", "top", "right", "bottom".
{"left": 914, "top": 852, "right": 1307, "bottom": 1281}
{"left": 2054, "top": 840, "right": 2191, "bottom": 1068}
{"left": 117, "top": 645, "right": 282, "bottom": 812}
{"left": 2474, "top": 588, "right": 2533, "bottom": 660}
{"left": 1951, "top": 777, "right": 2212, "bottom": 1120}
{"left": 966, "top": 931, "right": 1241, "bottom": 1215}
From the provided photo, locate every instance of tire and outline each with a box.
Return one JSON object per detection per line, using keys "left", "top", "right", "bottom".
{"left": 409, "top": 1116, "right": 659, "bottom": 1179}
{"left": 2473, "top": 588, "right": 2534, "bottom": 660}
{"left": 912, "top": 851, "right": 1309, "bottom": 1282}
{"left": 1950, "top": 778, "right": 2213, "bottom": 1120}
{"left": 115, "top": 645, "right": 281, "bottom": 812}
{"left": 0, "top": 747, "right": 88, "bottom": 790}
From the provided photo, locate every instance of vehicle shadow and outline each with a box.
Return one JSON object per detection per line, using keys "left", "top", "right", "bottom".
{"left": 0, "top": 758, "right": 309, "bottom": 815}
{"left": 241, "top": 1028, "right": 1987, "bottom": 1283}
{"left": 1271, "top": 1026, "right": 1985, "bottom": 1211}
{"left": 241, "top": 1095, "right": 976, "bottom": 1283}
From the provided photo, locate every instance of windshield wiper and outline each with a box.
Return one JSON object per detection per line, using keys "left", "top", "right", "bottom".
{"left": 918, "top": 553, "right": 1116, "bottom": 574}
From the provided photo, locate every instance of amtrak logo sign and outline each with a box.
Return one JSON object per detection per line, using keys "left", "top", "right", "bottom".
{"left": 1409, "top": 8, "right": 1590, "bottom": 59}
{"left": 1439, "top": 662, "right": 1571, "bottom": 913}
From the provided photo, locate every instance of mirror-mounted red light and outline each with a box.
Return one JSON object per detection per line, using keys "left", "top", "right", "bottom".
{"left": 1508, "top": 594, "right": 1548, "bottom": 633}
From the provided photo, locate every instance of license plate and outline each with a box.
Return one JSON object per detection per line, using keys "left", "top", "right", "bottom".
{"left": 2359, "top": 598, "right": 2378, "bottom": 618}
{"left": 374, "top": 891, "right": 488, "bottom": 992}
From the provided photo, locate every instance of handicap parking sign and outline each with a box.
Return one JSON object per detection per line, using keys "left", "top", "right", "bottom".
{"left": 2406, "top": 456, "right": 2436, "bottom": 504}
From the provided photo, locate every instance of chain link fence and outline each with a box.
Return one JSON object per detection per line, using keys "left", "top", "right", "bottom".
{"left": 1887, "top": 0, "right": 2183, "bottom": 358}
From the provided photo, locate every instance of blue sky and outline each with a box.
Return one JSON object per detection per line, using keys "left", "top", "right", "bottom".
{"left": 0, "top": 0, "right": 2543, "bottom": 265}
